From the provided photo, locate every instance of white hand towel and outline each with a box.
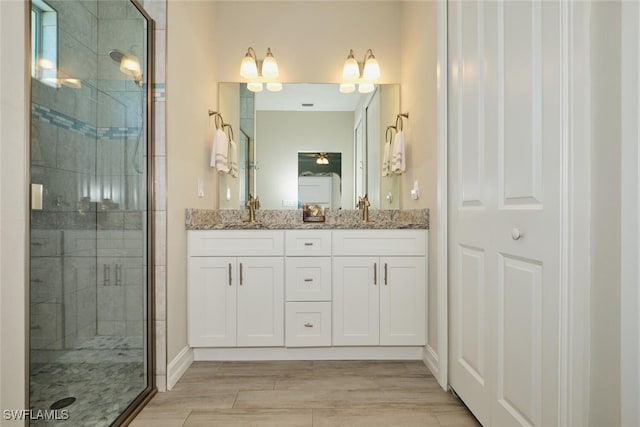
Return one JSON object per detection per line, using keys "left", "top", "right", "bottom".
{"left": 228, "top": 138, "right": 238, "bottom": 178}
{"left": 210, "top": 128, "right": 229, "bottom": 173}
{"left": 392, "top": 130, "right": 406, "bottom": 174}
{"left": 382, "top": 139, "right": 392, "bottom": 177}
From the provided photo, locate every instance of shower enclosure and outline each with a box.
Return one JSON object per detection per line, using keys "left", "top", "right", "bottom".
{"left": 29, "top": 0, "right": 154, "bottom": 425}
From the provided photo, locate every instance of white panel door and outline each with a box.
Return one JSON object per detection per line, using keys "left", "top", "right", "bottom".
{"left": 332, "top": 257, "right": 379, "bottom": 346}
{"left": 237, "top": 257, "right": 284, "bottom": 347}
{"left": 188, "top": 257, "right": 236, "bottom": 347}
{"left": 449, "top": 1, "right": 562, "bottom": 426}
{"left": 379, "top": 257, "right": 426, "bottom": 346}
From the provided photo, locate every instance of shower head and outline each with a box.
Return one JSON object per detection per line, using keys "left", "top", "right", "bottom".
{"left": 109, "top": 49, "right": 143, "bottom": 86}
{"left": 109, "top": 49, "right": 125, "bottom": 64}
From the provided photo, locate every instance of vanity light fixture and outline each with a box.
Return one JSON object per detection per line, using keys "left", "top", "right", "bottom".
{"left": 240, "top": 47, "right": 282, "bottom": 92}
{"left": 340, "top": 49, "right": 381, "bottom": 94}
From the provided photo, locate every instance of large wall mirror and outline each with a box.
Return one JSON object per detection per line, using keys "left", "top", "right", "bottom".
{"left": 218, "top": 83, "right": 400, "bottom": 210}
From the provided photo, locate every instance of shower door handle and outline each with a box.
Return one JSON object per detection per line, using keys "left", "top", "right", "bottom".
{"left": 104, "top": 264, "right": 110, "bottom": 286}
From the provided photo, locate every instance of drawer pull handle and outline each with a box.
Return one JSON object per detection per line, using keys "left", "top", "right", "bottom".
{"left": 304, "top": 242, "right": 314, "bottom": 246}
{"left": 384, "top": 263, "right": 388, "bottom": 285}
{"left": 229, "top": 263, "right": 232, "bottom": 286}
{"left": 304, "top": 278, "right": 313, "bottom": 282}
{"left": 32, "top": 242, "right": 43, "bottom": 246}
{"left": 304, "top": 323, "right": 314, "bottom": 328}
{"left": 374, "top": 263, "right": 377, "bottom": 285}
{"left": 239, "top": 263, "right": 243, "bottom": 285}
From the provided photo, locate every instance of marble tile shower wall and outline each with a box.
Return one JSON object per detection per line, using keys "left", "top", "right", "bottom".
{"left": 30, "top": 0, "right": 151, "bottom": 363}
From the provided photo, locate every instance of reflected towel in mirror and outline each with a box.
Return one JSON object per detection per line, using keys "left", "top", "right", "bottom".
{"left": 228, "top": 138, "right": 238, "bottom": 178}
{"left": 392, "top": 130, "right": 406, "bottom": 174}
{"left": 382, "top": 139, "right": 392, "bottom": 176}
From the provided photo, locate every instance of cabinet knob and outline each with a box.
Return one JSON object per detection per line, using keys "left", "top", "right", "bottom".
{"left": 511, "top": 227, "right": 523, "bottom": 240}
{"left": 304, "top": 323, "right": 314, "bottom": 328}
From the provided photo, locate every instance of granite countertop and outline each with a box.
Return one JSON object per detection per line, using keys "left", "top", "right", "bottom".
{"left": 185, "top": 208, "right": 429, "bottom": 230}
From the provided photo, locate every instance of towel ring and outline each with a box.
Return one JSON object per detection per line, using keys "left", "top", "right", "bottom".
{"left": 223, "top": 123, "right": 235, "bottom": 141}
{"left": 395, "top": 113, "right": 409, "bottom": 131}
{"left": 386, "top": 126, "right": 397, "bottom": 143}
{"left": 208, "top": 110, "right": 225, "bottom": 130}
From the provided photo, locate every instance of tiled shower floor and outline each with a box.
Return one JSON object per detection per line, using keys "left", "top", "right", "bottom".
{"left": 30, "top": 336, "right": 146, "bottom": 427}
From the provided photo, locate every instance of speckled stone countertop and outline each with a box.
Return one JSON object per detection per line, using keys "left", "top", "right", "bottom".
{"left": 185, "top": 209, "right": 429, "bottom": 230}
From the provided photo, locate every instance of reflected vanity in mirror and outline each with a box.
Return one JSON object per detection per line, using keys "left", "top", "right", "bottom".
{"left": 217, "top": 83, "right": 400, "bottom": 210}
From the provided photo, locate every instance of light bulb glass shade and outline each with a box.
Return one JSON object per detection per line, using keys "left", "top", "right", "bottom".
{"left": 358, "top": 83, "right": 375, "bottom": 94}
{"left": 261, "top": 48, "right": 279, "bottom": 79}
{"left": 316, "top": 154, "right": 329, "bottom": 165}
{"left": 240, "top": 50, "right": 259, "bottom": 79}
{"left": 342, "top": 50, "right": 360, "bottom": 81}
{"left": 339, "top": 83, "right": 355, "bottom": 94}
{"left": 362, "top": 55, "right": 380, "bottom": 81}
{"left": 247, "top": 82, "right": 263, "bottom": 92}
{"left": 266, "top": 82, "right": 282, "bottom": 92}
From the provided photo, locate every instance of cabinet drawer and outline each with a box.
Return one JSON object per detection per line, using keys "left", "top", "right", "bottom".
{"left": 188, "top": 230, "right": 284, "bottom": 256}
{"left": 285, "top": 257, "right": 331, "bottom": 301}
{"left": 285, "top": 230, "right": 331, "bottom": 256}
{"left": 285, "top": 302, "right": 331, "bottom": 347}
{"left": 332, "top": 230, "right": 426, "bottom": 256}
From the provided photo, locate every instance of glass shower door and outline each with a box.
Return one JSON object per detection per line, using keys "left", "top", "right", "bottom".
{"left": 29, "top": 0, "right": 154, "bottom": 425}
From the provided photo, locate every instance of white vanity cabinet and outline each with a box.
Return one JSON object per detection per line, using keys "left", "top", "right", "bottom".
{"left": 188, "top": 231, "right": 284, "bottom": 347}
{"left": 332, "top": 230, "right": 427, "bottom": 346}
{"left": 187, "top": 228, "right": 427, "bottom": 355}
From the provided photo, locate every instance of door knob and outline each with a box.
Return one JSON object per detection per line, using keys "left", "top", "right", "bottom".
{"left": 511, "top": 228, "right": 523, "bottom": 240}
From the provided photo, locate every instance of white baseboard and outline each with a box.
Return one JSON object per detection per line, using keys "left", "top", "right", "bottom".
{"left": 423, "top": 344, "right": 445, "bottom": 390}
{"left": 167, "top": 346, "right": 194, "bottom": 390}
{"left": 193, "top": 346, "right": 424, "bottom": 361}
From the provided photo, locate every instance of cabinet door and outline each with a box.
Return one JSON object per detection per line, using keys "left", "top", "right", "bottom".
{"left": 188, "top": 257, "right": 236, "bottom": 347}
{"left": 332, "top": 257, "right": 379, "bottom": 346}
{"left": 380, "top": 257, "right": 426, "bottom": 346}
{"left": 237, "top": 257, "right": 284, "bottom": 347}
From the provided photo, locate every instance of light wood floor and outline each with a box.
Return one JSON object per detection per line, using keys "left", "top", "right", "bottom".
{"left": 131, "top": 360, "right": 480, "bottom": 427}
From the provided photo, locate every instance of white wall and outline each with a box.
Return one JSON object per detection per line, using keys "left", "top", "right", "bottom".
{"left": 0, "top": 0, "right": 28, "bottom": 421}
{"left": 400, "top": 1, "right": 439, "bottom": 357}
{"left": 213, "top": 1, "right": 402, "bottom": 84}
{"left": 166, "top": 0, "right": 219, "bottom": 363}
{"left": 589, "top": 2, "right": 622, "bottom": 425}
{"left": 255, "top": 111, "right": 354, "bottom": 209}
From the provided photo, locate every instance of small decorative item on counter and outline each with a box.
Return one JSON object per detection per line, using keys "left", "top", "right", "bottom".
{"left": 303, "top": 204, "right": 325, "bottom": 222}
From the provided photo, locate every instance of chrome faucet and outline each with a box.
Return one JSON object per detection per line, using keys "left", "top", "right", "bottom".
{"left": 245, "top": 194, "right": 260, "bottom": 223}
{"left": 357, "top": 194, "right": 371, "bottom": 222}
